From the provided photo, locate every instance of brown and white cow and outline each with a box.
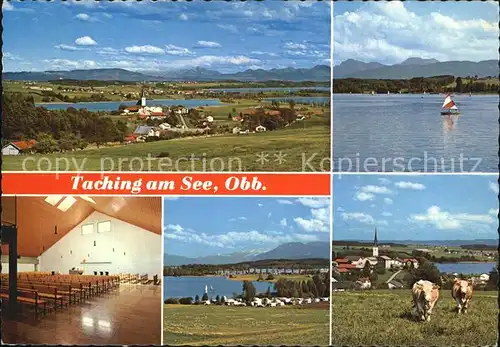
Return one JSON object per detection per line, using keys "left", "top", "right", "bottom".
{"left": 451, "top": 278, "right": 473, "bottom": 314}
{"left": 412, "top": 280, "right": 440, "bottom": 322}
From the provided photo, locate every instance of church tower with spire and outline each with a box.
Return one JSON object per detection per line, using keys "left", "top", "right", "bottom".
{"left": 137, "top": 86, "right": 146, "bottom": 107}
{"left": 372, "top": 228, "right": 379, "bottom": 257}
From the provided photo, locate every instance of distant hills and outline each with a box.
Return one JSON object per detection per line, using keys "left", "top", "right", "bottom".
{"left": 336, "top": 239, "right": 498, "bottom": 247}
{"left": 164, "top": 241, "right": 330, "bottom": 266}
{"left": 334, "top": 58, "right": 498, "bottom": 79}
{"left": 3, "top": 65, "right": 330, "bottom": 82}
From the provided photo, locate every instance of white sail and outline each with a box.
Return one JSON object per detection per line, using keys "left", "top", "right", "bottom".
{"left": 450, "top": 105, "right": 458, "bottom": 110}
{"left": 204, "top": 285, "right": 208, "bottom": 293}
{"left": 442, "top": 96, "right": 453, "bottom": 108}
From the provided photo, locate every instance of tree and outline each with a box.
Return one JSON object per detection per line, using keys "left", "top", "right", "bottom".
{"left": 228, "top": 113, "right": 232, "bottom": 119}
{"left": 195, "top": 295, "right": 200, "bottom": 304}
{"left": 242, "top": 280, "right": 256, "bottom": 302}
{"left": 35, "top": 133, "right": 59, "bottom": 154}
{"left": 221, "top": 296, "right": 225, "bottom": 305}
{"left": 202, "top": 293, "right": 209, "bottom": 301}
{"left": 455, "top": 77, "right": 463, "bottom": 93}
{"left": 215, "top": 295, "right": 221, "bottom": 304}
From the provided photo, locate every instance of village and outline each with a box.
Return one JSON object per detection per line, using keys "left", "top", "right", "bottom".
{"left": 2, "top": 87, "right": 313, "bottom": 156}
{"left": 332, "top": 230, "right": 493, "bottom": 291}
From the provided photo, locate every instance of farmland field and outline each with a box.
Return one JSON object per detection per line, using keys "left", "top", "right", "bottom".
{"left": 332, "top": 290, "right": 498, "bottom": 346}
{"left": 164, "top": 304, "right": 329, "bottom": 346}
{"left": 3, "top": 117, "right": 329, "bottom": 172}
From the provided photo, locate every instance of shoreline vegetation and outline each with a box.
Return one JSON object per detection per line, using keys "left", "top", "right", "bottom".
{"left": 332, "top": 75, "right": 498, "bottom": 94}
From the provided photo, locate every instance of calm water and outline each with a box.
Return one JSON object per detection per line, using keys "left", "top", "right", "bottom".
{"left": 36, "top": 99, "right": 223, "bottom": 111}
{"left": 435, "top": 262, "right": 496, "bottom": 274}
{"left": 333, "top": 94, "right": 499, "bottom": 172}
{"left": 164, "top": 276, "right": 273, "bottom": 299}
{"left": 264, "top": 96, "right": 330, "bottom": 104}
{"left": 207, "top": 87, "right": 329, "bottom": 93}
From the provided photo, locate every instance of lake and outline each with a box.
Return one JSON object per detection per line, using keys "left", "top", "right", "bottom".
{"left": 207, "top": 87, "right": 330, "bottom": 93}
{"left": 435, "top": 262, "right": 497, "bottom": 275}
{"left": 164, "top": 276, "right": 274, "bottom": 299}
{"left": 264, "top": 96, "right": 330, "bottom": 104}
{"left": 36, "top": 99, "right": 223, "bottom": 111}
{"left": 333, "top": 94, "right": 499, "bottom": 172}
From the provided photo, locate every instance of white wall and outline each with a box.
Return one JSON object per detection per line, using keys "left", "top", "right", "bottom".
{"left": 1, "top": 263, "right": 36, "bottom": 274}
{"left": 39, "top": 211, "right": 161, "bottom": 278}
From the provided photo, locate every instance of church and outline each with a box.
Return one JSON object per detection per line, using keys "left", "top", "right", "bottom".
{"left": 1, "top": 196, "right": 162, "bottom": 344}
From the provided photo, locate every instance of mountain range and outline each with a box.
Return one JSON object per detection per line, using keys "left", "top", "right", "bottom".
{"left": 164, "top": 241, "right": 330, "bottom": 266}
{"left": 334, "top": 58, "right": 498, "bottom": 79}
{"left": 3, "top": 65, "right": 330, "bottom": 82}
{"left": 337, "top": 239, "right": 498, "bottom": 247}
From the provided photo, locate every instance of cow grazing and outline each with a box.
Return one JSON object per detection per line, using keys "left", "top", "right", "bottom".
{"left": 412, "top": 280, "right": 440, "bottom": 322}
{"left": 451, "top": 278, "right": 473, "bottom": 314}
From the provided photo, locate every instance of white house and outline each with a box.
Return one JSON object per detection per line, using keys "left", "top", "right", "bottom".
{"left": 2, "top": 140, "right": 38, "bottom": 156}
{"left": 159, "top": 123, "right": 171, "bottom": 130}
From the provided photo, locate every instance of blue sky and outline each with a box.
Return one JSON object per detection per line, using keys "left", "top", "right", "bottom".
{"left": 333, "top": 1, "right": 499, "bottom": 65}
{"left": 2, "top": 0, "right": 330, "bottom": 73}
{"left": 164, "top": 197, "right": 331, "bottom": 258}
{"left": 334, "top": 175, "right": 499, "bottom": 241}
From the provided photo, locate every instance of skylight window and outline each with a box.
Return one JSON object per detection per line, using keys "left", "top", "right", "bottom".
{"left": 44, "top": 196, "right": 64, "bottom": 206}
{"left": 81, "top": 224, "right": 94, "bottom": 235}
{"left": 57, "top": 196, "right": 77, "bottom": 212}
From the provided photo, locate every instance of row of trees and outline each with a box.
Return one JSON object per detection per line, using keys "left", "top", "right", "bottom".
{"left": 3, "top": 93, "right": 128, "bottom": 152}
{"left": 40, "top": 90, "right": 111, "bottom": 103}
{"left": 333, "top": 76, "right": 498, "bottom": 94}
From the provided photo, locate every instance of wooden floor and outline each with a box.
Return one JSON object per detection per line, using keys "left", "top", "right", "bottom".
{"left": 1, "top": 284, "right": 161, "bottom": 345}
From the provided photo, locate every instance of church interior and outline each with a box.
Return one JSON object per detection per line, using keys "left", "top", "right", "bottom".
{"left": 1, "top": 196, "right": 162, "bottom": 344}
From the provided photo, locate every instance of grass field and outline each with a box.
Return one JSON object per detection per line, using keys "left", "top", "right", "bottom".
{"left": 3, "top": 118, "right": 329, "bottom": 171}
{"left": 332, "top": 290, "right": 498, "bottom": 346}
{"left": 164, "top": 304, "right": 329, "bottom": 345}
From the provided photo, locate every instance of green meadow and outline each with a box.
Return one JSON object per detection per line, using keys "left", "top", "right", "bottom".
{"left": 164, "top": 304, "right": 329, "bottom": 346}
{"left": 332, "top": 289, "right": 498, "bottom": 346}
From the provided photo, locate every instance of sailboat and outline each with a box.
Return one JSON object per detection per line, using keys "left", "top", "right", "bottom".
{"left": 204, "top": 285, "right": 208, "bottom": 294}
{"left": 440, "top": 94, "right": 460, "bottom": 115}
{"left": 210, "top": 285, "right": 214, "bottom": 292}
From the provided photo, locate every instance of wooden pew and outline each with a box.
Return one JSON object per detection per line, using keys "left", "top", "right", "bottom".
{"left": 0, "top": 287, "right": 47, "bottom": 317}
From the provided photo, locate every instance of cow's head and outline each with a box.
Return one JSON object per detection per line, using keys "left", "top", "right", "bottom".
{"left": 458, "top": 280, "right": 469, "bottom": 294}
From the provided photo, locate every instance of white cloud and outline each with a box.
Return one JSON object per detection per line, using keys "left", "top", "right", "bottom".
{"left": 295, "top": 197, "right": 330, "bottom": 209}
{"left": 334, "top": 1, "right": 498, "bottom": 64}
{"left": 285, "top": 42, "right": 307, "bottom": 50}
{"left": 96, "top": 47, "right": 119, "bottom": 55}
{"left": 55, "top": 44, "right": 88, "bottom": 51}
{"left": 165, "top": 44, "right": 192, "bottom": 56}
{"left": 384, "top": 198, "right": 393, "bottom": 205}
{"left": 280, "top": 218, "right": 288, "bottom": 227}
{"left": 75, "top": 36, "right": 97, "bottom": 46}
{"left": 489, "top": 181, "right": 499, "bottom": 194}
{"left": 395, "top": 181, "right": 426, "bottom": 190}
{"left": 165, "top": 227, "right": 318, "bottom": 248}
{"left": 410, "top": 205, "right": 495, "bottom": 230}
{"left": 179, "top": 13, "right": 188, "bottom": 21}
{"left": 196, "top": 40, "right": 222, "bottom": 48}
{"left": 165, "top": 224, "right": 184, "bottom": 233}
{"left": 125, "top": 45, "right": 165, "bottom": 55}
{"left": 258, "top": 203, "right": 263, "bottom": 207}
{"left": 489, "top": 208, "right": 499, "bottom": 216}
{"left": 75, "top": 13, "right": 92, "bottom": 21}
{"left": 360, "top": 185, "right": 392, "bottom": 194}
{"left": 277, "top": 199, "right": 294, "bottom": 205}
{"left": 341, "top": 212, "right": 375, "bottom": 225}
{"left": 355, "top": 192, "right": 375, "bottom": 201}
{"left": 42, "top": 59, "right": 97, "bottom": 69}
{"left": 217, "top": 24, "right": 238, "bottom": 34}
{"left": 251, "top": 51, "right": 278, "bottom": 57}
{"left": 238, "top": 216, "right": 247, "bottom": 220}
{"left": 382, "top": 212, "right": 393, "bottom": 217}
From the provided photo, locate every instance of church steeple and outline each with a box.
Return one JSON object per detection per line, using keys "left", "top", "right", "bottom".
{"left": 137, "top": 87, "right": 146, "bottom": 107}
{"left": 372, "top": 228, "right": 379, "bottom": 257}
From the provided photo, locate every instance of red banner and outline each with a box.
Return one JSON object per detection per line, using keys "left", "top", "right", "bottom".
{"left": 2, "top": 173, "right": 331, "bottom": 196}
